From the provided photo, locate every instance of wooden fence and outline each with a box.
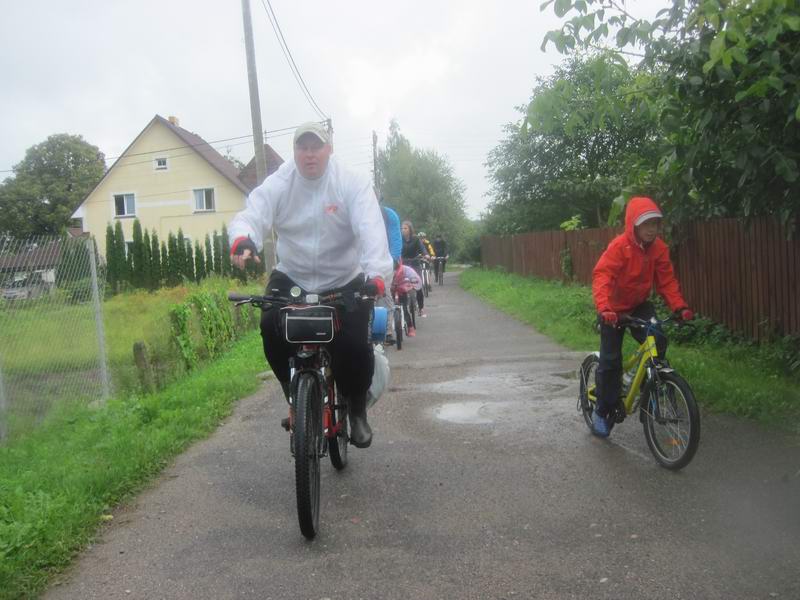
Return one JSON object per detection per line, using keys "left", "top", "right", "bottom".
{"left": 481, "top": 218, "right": 800, "bottom": 341}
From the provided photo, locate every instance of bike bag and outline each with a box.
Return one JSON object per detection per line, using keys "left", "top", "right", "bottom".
{"left": 282, "top": 305, "right": 337, "bottom": 344}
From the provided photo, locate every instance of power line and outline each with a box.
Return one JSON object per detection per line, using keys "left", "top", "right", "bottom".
{"left": 259, "top": 0, "right": 328, "bottom": 121}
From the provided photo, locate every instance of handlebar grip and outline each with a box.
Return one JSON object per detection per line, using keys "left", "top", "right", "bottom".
{"left": 228, "top": 292, "right": 251, "bottom": 302}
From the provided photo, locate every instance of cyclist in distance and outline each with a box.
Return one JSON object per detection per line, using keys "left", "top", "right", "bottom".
{"left": 229, "top": 122, "right": 392, "bottom": 448}
{"left": 432, "top": 232, "right": 448, "bottom": 282}
{"left": 591, "top": 196, "right": 694, "bottom": 438}
{"left": 379, "top": 198, "right": 402, "bottom": 341}
{"left": 401, "top": 220, "right": 428, "bottom": 316}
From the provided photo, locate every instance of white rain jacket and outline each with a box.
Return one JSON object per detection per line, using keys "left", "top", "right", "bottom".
{"left": 228, "top": 156, "right": 392, "bottom": 293}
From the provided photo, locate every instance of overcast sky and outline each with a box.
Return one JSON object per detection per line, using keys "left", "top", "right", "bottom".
{"left": 0, "top": 0, "right": 668, "bottom": 219}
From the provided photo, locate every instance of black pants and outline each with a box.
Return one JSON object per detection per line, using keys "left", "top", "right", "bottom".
{"left": 595, "top": 301, "right": 668, "bottom": 418}
{"left": 433, "top": 259, "right": 446, "bottom": 281}
{"left": 260, "top": 271, "right": 374, "bottom": 399}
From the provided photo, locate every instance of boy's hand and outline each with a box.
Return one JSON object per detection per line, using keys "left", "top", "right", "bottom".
{"left": 679, "top": 308, "right": 694, "bottom": 321}
{"left": 599, "top": 311, "right": 618, "bottom": 326}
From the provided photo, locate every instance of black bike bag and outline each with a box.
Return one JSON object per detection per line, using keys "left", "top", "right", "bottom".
{"left": 282, "top": 305, "right": 337, "bottom": 344}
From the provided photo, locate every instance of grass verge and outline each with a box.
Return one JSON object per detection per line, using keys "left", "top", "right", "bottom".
{"left": 0, "top": 331, "right": 267, "bottom": 600}
{"left": 460, "top": 268, "right": 800, "bottom": 430}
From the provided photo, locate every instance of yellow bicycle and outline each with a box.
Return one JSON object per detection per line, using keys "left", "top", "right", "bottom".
{"left": 578, "top": 314, "right": 701, "bottom": 470}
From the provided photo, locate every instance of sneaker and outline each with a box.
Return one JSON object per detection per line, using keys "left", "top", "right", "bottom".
{"left": 407, "top": 326, "right": 416, "bottom": 337}
{"left": 419, "top": 309, "right": 426, "bottom": 317}
{"left": 592, "top": 411, "right": 611, "bottom": 438}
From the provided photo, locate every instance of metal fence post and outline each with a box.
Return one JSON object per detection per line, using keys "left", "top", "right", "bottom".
{"left": 87, "top": 238, "right": 111, "bottom": 402}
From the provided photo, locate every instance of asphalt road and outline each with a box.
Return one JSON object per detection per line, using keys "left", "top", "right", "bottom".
{"left": 46, "top": 273, "right": 800, "bottom": 600}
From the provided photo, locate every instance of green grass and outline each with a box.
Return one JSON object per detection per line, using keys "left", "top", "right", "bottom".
{"left": 0, "top": 331, "right": 268, "bottom": 600}
{"left": 460, "top": 268, "right": 800, "bottom": 430}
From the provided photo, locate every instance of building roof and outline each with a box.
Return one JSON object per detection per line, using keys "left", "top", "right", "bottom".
{"left": 76, "top": 114, "right": 271, "bottom": 214}
{"left": 0, "top": 240, "right": 62, "bottom": 272}
{"left": 238, "top": 145, "right": 285, "bottom": 191}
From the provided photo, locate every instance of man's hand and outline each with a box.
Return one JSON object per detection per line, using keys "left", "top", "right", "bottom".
{"left": 230, "top": 236, "right": 261, "bottom": 270}
{"left": 361, "top": 276, "right": 385, "bottom": 297}
{"left": 679, "top": 308, "right": 694, "bottom": 321}
{"left": 599, "top": 311, "right": 618, "bottom": 326}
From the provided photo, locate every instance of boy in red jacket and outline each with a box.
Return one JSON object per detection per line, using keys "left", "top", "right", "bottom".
{"left": 591, "top": 197, "right": 693, "bottom": 437}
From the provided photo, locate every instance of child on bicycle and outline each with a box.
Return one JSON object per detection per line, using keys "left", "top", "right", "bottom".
{"left": 391, "top": 260, "right": 421, "bottom": 337}
{"left": 591, "top": 196, "right": 693, "bottom": 438}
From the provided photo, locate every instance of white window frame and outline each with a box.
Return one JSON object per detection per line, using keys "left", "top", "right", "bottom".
{"left": 193, "top": 188, "right": 216, "bottom": 212}
{"left": 113, "top": 193, "right": 136, "bottom": 218}
{"left": 154, "top": 157, "right": 169, "bottom": 171}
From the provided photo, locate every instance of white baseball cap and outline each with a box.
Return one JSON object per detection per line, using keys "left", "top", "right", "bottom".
{"left": 634, "top": 209, "right": 663, "bottom": 226}
{"left": 293, "top": 122, "right": 329, "bottom": 144}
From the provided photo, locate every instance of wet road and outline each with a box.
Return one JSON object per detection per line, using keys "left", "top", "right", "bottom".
{"left": 46, "top": 273, "right": 800, "bottom": 599}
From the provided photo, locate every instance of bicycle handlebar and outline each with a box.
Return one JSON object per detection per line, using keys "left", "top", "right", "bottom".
{"left": 228, "top": 289, "right": 370, "bottom": 308}
{"left": 617, "top": 313, "right": 684, "bottom": 329}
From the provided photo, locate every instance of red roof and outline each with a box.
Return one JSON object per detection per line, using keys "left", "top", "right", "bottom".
{"left": 238, "top": 145, "right": 285, "bottom": 191}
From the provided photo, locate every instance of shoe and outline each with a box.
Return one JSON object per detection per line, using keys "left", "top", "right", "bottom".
{"left": 419, "top": 309, "right": 426, "bottom": 317}
{"left": 348, "top": 393, "right": 373, "bottom": 448}
{"left": 592, "top": 410, "right": 611, "bottom": 438}
{"left": 407, "top": 326, "right": 416, "bottom": 337}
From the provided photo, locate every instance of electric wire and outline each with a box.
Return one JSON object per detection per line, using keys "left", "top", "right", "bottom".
{"left": 259, "top": 0, "right": 328, "bottom": 121}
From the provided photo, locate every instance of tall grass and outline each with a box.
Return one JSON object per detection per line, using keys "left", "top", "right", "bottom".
{"left": 0, "top": 332, "right": 267, "bottom": 600}
{"left": 460, "top": 268, "right": 800, "bottom": 429}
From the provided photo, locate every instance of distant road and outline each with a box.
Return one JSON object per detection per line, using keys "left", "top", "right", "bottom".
{"left": 47, "top": 272, "right": 800, "bottom": 600}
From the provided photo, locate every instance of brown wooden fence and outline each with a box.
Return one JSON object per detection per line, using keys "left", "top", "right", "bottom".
{"left": 481, "top": 218, "right": 800, "bottom": 341}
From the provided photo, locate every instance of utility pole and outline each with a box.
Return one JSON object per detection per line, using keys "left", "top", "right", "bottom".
{"left": 372, "top": 130, "right": 379, "bottom": 193}
{"left": 241, "top": 0, "right": 276, "bottom": 269}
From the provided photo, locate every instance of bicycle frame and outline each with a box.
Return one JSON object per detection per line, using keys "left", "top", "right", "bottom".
{"left": 288, "top": 346, "right": 339, "bottom": 449}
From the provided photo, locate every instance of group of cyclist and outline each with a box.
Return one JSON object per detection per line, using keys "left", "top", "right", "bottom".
{"left": 228, "top": 122, "right": 446, "bottom": 450}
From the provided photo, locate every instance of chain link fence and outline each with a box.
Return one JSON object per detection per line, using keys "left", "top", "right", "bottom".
{"left": 0, "top": 235, "right": 110, "bottom": 441}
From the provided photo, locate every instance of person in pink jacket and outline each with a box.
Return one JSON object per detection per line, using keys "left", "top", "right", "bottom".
{"left": 391, "top": 261, "right": 421, "bottom": 337}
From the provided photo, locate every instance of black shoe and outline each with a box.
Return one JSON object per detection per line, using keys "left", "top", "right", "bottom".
{"left": 348, "top": 393, "right": 373, "bottom": 448}
{"left": 281, "top": 417, "right": 291, "bottom": 431}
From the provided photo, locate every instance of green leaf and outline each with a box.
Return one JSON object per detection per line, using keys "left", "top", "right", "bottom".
{"left": 709, "top": 32, "right": 726, "bottom": 62}
{"left": 554, "top": 0, "right": 572, "bottom": 18}
{"left": 615, "top": 26, "right": 630, "bottom": 47}
{"left": 795, "top": 103, "right": 800, "bottom": 121}
{"left": 784, "top": 15, "right": 800, "bottom": 31}
{"left": 729, "top": 46, "right": 748, "bottom": 65}
{"left": 689, "top": 75, "right": 704, "bottom": 86}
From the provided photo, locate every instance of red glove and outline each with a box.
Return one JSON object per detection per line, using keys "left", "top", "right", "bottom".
{"left": 679, "top": 308, "right": 694, "bottom": 321}
{"left": 600, "top": 311, "right": 618, "bottom": 326}
{"left": 362, "top": 276, "right": 385, "bottom": 297}
{"left": 230, "top": 235, "right": 257, "bottom": 256}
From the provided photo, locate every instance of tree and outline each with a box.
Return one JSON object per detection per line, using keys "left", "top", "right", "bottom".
{"left": 105, "top": 224, "right": 118, "bottom": 293}
{"left": 142, "top": 229, "right": 152, "bottom": 290}
{"left": 150, "top": 230, "right": 162, "bottom": 290}
{"left": 543, "top": 0, "right": 800, "bottom": 228}
{"left": 212, "top": 230, "right": 222, "bottom": 275}
{"left": 113, "top": 220, "right": 129, "bottom": 290}
{"left": 484, "top": 53, "right": 660, "bottom": 233}
{"left": 204, "top": 233, "right": 214, "bottom": 278}
{"left": 221, "top": 224, "right": 231, "bottom": 277}
{"left": 194, "top": 240, "right": 206, "bottom": 282}
{"left": 176, "top": 229, "right": 188, "bottom": 282}
{"left": 377, "top": 120, "right": 470, "bottom": 256}
{"left": 167, "top": 232, "right": 179, "bottom": 286}
{"left": 131, "top": 219, "right": 146, "bottom": 288}
{"left": 184, "top": 239, "right": 195, "bottom": 282}
{"left": 0, "top": 134, "right": 105, "bottom": 237}
{"left": 160, "top": 239, "right": 168, "bottom": 287}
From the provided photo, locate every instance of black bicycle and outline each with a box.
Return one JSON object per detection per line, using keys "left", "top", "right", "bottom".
{"left": 433, "top": 256, "right": 447, "bottom": 285}
{"left": 229, "top": 288, "right": 372, "bottom": 538}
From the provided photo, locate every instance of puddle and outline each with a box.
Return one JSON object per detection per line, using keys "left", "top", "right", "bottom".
{"left": 425, "top": 371, "right": 574, "bottom": 397}
{"left": 552, "top": 371, "right": 578, "bottom": 380}
{"left": 435, "top": 401, "right": 512, "bottom": 424}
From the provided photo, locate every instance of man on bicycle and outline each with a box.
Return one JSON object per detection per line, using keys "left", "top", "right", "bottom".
{"left": 432, "top": 233, "right": 448, "bottom": 283}
{"left": 591, "top": 196, "right": 693, "bottom": 438}
{"left": 229, "top": 122, "right": 392, "bottom": 448}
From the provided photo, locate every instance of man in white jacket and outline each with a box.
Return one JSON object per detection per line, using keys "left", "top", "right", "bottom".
{"left": 229, "top": 122, "right": 392, "bottom": 448}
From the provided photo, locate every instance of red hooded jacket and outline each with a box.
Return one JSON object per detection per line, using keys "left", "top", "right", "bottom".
{"left": 592, "top": 197, "right": 687, "bottom": 314}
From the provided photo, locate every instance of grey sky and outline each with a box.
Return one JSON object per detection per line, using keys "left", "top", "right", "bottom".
{"left": 0, "top": 0, "right": 668, "bottom": 219}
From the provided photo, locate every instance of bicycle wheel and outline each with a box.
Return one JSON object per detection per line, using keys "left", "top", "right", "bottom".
{"left": 328, "top": 385, "right": 349, "bottom": 470}
{"left": 578, "top": 354, "right": 599, "bottom": 431}
{"left": 293, "top": 372, "right": 322, "bottom": 539}
{"left": 641, "top": 371, "right": 700, "bottom": 470}
{"left": 438, "top": 263, "right": 444, "bottom": 285}
{"left": 423, "top": 269, "right": 430, "bottom": 297}
{"left": 394, "top": 306, "right": 403, "bottom": 350}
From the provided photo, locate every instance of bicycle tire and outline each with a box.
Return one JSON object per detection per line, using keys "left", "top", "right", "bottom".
{"left": 409, "top": 293, "right": 417, "bottom": 329}
{"left": 422, "top": 269, "right": 430, "bottom": 297}
{"left": 328, "top": 385, "right": 349, "bottom": 470}
{"left": 294, "top": 372, "right": 322, "bottom": 539}
{"left": 641, "top": 371, "right": 700, "bottom": 470}
{"left": 578, "top": 354, "right": 599, "bottom": 431}
{"left": 394, "top": 306, "right": 403, "bottom": 350}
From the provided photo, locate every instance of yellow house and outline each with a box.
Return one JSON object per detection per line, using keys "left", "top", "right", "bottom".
{"left": 74, "top": 114, "right": 283, "bottom": 256}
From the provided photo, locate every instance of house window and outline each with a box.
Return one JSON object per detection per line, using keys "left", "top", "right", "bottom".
{"left": 193, "top": 188, "right": 215, "bottom": 212}
{"left": 154, "top": 157, "right": 168, "bottom": 171}
{"left": 114, "top": 193, "right": 136, "bottom": 217}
